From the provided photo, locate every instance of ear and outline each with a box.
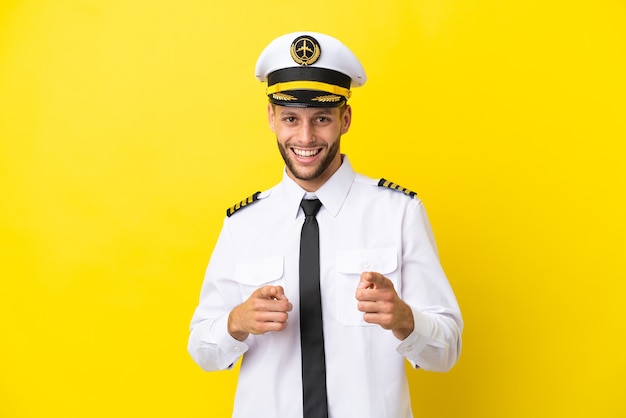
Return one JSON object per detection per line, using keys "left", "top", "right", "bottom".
{"left": 267, "top": 103, "right": 276, "bottom": 132}
{"left": 341, "top": 104, "right": 352, "bottom": 135}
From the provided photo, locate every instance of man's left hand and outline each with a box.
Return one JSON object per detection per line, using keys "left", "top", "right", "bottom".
{"left": 356, "top": 272, "right": 415, "bottom": 341}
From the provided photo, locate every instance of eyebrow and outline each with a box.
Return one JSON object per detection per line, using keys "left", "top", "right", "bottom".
{"left": 280, "top": 109, "right": 334, "bottom": 117}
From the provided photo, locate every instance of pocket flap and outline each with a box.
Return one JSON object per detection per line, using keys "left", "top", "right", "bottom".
{"left": 234, "top": 256, "right": 284, "bottom": 286}
{"left": 336, "top": 248, "right": 397, "bottom": 274}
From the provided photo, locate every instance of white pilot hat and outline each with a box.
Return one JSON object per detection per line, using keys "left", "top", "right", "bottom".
{"left": 255, "top": 32, "right": 366, "bottom": 107}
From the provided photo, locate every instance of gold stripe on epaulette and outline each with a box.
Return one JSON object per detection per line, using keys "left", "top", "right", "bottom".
{"left": 226, "top": 191, "right": 261, "bottom": 217}
{"left": 378, "top": 178, "right": 417, "bottom": 198}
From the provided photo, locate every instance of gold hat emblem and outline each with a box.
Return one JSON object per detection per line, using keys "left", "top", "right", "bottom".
{"left": 290, "top": 35, "right": 321, "bottom": 66}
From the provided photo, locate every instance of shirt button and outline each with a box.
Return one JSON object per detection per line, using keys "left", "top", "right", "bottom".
{"left": 363, "top": 261, "right": 371, "bottom": 269}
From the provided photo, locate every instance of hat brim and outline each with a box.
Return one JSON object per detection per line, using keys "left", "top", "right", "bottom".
{"left": 268, "top": 89, "right": 348, "bottom": 108}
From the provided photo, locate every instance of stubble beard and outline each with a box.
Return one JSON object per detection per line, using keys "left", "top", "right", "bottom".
{"left": 277, "top": 137, "right": 341, "bottom": 182}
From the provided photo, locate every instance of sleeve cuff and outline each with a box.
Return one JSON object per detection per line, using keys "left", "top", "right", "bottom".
{"left": 212, "top": 314, "right": 250, "bottom": 369}
{"left": 395, "top": 307, "right": 431, "bottom": 366}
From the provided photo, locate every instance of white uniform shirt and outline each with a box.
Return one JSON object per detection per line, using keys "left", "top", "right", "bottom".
{"left": 188, "top": 156, "right": 463, "bottom": 418}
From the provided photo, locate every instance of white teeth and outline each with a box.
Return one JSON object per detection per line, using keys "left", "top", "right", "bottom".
{"left": 293, "top": 148, "right": 320, "bottom": 157}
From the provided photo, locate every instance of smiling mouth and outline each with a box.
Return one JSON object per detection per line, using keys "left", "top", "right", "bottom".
{"left": 292, "top": 147, "right": 322, "bottom": 158}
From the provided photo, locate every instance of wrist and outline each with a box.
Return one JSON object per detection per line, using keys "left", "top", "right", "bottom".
{"left": 228, "top": 309, "right": 249, "bottom": 342}
{"left": 393, "top": 303, "right": 415, "bottom": 341}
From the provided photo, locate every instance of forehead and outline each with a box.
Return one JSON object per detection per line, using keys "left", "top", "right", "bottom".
{"left": 274, "top": 106, "right": 339, "bottom": 117}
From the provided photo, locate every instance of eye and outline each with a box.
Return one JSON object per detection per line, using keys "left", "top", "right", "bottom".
{"left": 282, "top": 116, "right": 296, "bottom": 123}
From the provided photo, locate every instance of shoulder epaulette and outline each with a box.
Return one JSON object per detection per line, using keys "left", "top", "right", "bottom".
{"left": 226, "top": 191, "right": 262, "bottom": 217}
{"left": 378, "top": 178, "right": 417, "bottom": 199}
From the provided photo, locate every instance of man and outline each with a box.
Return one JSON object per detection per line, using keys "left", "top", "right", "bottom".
{"left": 188, "top": 32, "right": 463, "bottom": 418}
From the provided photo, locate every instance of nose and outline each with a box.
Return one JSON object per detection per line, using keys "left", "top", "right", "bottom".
{"left": 298, "top": 121, "right": 315, "bottom": 143}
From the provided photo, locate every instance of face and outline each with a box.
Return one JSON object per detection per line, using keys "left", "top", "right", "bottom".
{"left": 268, "top": 104, "right": 352, "bottom": 191}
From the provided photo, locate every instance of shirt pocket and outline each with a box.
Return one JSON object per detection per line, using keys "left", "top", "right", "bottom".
{"left": 233, "top": 256, "right": 285, "bottom": 301}
{"left": 334, "top": 247, "right": 399, "bottom": 326}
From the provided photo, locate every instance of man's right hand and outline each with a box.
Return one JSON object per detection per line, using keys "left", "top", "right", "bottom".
{"left": 228, "top": 285, "right": 293, "bottom": 341}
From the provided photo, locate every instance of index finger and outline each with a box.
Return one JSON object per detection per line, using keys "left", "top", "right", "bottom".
{"left": 256, "top": 285, "right": 288, "bottom": 300}
{"left": 357, "top": 272, "right": 391, "bottom": 290}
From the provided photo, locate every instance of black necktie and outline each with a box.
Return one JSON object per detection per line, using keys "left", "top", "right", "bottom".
{"left": 299, "top": 198, "right": 328, "bottom": 418}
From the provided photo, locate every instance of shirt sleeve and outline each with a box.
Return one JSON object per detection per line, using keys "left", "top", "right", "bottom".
{"left": 187, "top": 220, "right": 249, "bottom": 371}
{"left": 396, "top": 307, "right": 462, "bottom": 372}
{"left": 395, "top": 199, "right": 463, "bottom": 372}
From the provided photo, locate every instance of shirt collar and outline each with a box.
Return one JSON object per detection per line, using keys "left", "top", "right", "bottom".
{"left": 281, "top": 155, "right": 355, "bottom": 219}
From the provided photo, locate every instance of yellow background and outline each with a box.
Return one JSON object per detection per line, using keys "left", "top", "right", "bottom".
{"left": 1, "top": 0, "right": 624, "bottom": 417}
